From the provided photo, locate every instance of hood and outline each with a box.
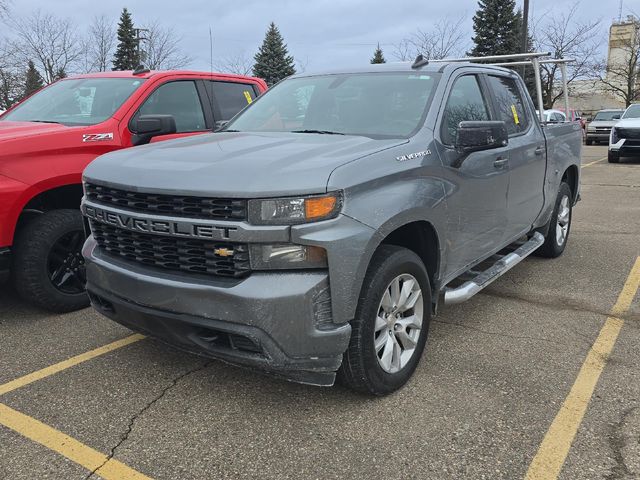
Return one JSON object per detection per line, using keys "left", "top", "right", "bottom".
{"left": 84, "top": 132, "right": 406, "bottom": 197}
{"left": 614, "top": 118, "right": 640, "bottom": 128}
{"left": 588, "top": 120, "right": 618, "bottom": 128}
{"left": 0, "top": 121, "right": 68, "bottom": 141}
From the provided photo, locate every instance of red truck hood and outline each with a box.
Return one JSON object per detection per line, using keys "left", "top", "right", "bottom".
{"left": 0, "top": 121, "right": 68, "bottom": 141}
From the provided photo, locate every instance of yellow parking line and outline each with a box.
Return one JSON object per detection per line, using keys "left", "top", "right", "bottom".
{"left": 581, "top": 157, "right": 606, "bottom": 168}
{"left": 0, "top": 402, "right": 153, "bottom": 479}
{"left": 0, "top": 334, "right": 144, "bottom": 397}
{"left": 525, "top": 257, "right": 640, "bottom": 480}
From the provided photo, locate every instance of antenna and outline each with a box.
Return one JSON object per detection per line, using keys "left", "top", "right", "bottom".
{"left": 209, "top": 27, "right": 214, "bottom": 76}
{"left": 618, "top": 0, "right": 623, "bottom": 22}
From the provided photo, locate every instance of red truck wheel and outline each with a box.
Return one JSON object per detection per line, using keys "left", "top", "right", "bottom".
{"left": 12, "top": 209, "right": 89, "bottom": 312}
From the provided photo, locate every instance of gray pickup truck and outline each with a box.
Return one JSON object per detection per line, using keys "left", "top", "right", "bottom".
{"left": 81, "top": 58, "right": 582, "bottom": 395}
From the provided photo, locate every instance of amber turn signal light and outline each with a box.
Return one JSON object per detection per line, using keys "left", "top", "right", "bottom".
{"left": 305, "top": 195, "right": 338, "bottom": 220}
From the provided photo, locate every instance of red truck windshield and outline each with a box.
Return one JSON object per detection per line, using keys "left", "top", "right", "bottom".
{"left": 2, "top": 77, "right": 145, "bottom": 126}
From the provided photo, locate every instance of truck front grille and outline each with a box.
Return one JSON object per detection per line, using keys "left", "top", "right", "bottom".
{"left": 85, "top": 183, "right": 247, "bottom": 221}
{"left": 90, "top": 220, "right": 250, "bottom": 278}
{"left": 616, "top": 128, "right": 640, "bottom": 140}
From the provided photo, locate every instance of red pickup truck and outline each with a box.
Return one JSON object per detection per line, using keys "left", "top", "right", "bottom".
{"left": 0, "top": 69, "right": 267, "bottom": 312}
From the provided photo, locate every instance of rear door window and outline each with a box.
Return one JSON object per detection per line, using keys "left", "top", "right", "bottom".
{"left": 441, "top": 75, "right": 491, "bottom": 145}
{"left": 134, "top": 81, "right": 207, "bottom": 133}
{"left": 208, "top": 81, "right": 257, "bottom": 121}
{"left": 486, "top": 75, "right": 530, "bottom": 135}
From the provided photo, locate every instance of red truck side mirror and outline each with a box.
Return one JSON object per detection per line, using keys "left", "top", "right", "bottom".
{"left": 131, "top": 114, "right": 177, "bottom": 146}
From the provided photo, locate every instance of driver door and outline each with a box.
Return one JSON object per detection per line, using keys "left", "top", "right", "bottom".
{"left": 434, "top": 73, "right": 510, "bottom": 278}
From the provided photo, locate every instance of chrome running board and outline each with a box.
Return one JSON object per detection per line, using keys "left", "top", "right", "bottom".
{"left": 443, "top": 232, "right": 545, "bottom": 304}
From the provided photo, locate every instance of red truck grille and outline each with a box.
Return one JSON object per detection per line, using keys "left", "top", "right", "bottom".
{"left": 84, "top": 183, "right": 247, "bottom": 221}
{"left": 89, "top": 220, "right": 251, "bottom": 278}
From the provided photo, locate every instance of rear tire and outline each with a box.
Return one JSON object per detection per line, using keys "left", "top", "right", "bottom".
{"left": 12, "top": 209, "right": 89, "bottom": 313}
{"left": 608, "top": 150, "right": 620, "bottom": 163}
{"left": 537, "top": 182, "right": 572, "bottom": 259}
{"left": 338, "top": 245, "right": 431, "bottom": 395}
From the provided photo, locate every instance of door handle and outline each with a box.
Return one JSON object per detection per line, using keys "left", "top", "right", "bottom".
{"left": 534, "top": 146, "right": 544, "bottom": 156}
{"left": 493, "top": 157, "right": 508, "bottom": 168}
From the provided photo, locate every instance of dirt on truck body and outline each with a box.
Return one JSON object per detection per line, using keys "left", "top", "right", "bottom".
{"left": 81, "top": 54, "right": 582, "bottom": 395}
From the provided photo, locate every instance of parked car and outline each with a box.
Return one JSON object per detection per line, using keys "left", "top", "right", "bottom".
{"left": 609, "top": 103, "right": 640, "bottom": 163}
{"left": 82, "top": 61, "right": 581, "bottom": 395}
{"left": 0, "top": 69, "right": 267, "bottom": 312}
{"left": 557, "top": 107, "right": 585, "bottom": 129}
{"left": 585, "top": 109, "right": 624, "bottom": 145}
{"left": 537, "top": 109, "right": 567, "bottom": 123}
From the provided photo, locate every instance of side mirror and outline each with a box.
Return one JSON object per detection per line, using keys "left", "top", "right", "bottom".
{"left": 455, "top": 121, "right": 508, "bottom": 154}
{"left": 586, "top": 117, "right": 592, "bottom": 122}
{"left": 131, "top": 114, "right": 177, "bottom": 146}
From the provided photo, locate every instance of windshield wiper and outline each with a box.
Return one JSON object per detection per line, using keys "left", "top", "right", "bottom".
{"left": 29, "top": 120, "right": 62, "bottom": 124}
{"left": 291, "top": 129, "right": 345, "bottom": 135}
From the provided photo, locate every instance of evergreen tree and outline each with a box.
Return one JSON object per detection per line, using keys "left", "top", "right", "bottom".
{"left": 252, "top": 22, "right": 296, "bottom": 86}
{"left": 112, "top": 8, "right": 139, "bottom": 70}
{"left": 23, "top": 60, "right": 44, "bottom": 98}
{"left": 370, "top": 43, "right": 386, "bottom": 64}
{"left": 470, "top": 0, "right": 521, "bottom": 56}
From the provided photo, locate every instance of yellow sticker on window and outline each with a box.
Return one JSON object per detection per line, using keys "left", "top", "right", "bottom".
{"left": 243, "top": 91, "right": 253, "bottom": 104}
{"left": 511, "top": 104, "right": 520, "bottom": 125}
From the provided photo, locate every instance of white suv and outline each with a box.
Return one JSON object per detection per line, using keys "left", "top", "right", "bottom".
{"left": 609, "top": 104, "right": 640, "bottom": 163}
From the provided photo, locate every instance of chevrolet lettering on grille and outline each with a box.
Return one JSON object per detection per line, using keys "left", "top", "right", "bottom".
{"left": 83, "top": 204, "right": 238, "bottom": 240}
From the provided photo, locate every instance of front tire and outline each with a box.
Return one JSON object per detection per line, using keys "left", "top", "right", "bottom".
{"left": 537, "top": 182, "right": 572, "bottom": 258}
{"left": 338, "top": 245, "right": 431, "bottom": 395}
{"left": 585, "top": 138, "right": 592, "bottom": 145}
{"left": 12, "top": 209, "right": 89, "bottom": 312}
{"left": 608, "top": 150, "right": 620, "bottom": 163}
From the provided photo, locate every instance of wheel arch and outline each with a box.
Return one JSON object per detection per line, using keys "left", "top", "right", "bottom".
{"left": 11, "top": 182, "right": 83, "bottom": 243}
{"left": 562, "top": 164, "right": 579, "bottom": 204}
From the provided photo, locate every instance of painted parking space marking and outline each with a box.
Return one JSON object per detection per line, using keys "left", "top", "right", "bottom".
{"left": 581, "top": 157, "right": 606, "bottom": 168}
{"left": 0, "top": 403, "right": 153, "bottom": 479}
{"left": 0, "top": 333, "right": 144, "bottom": 397}
{"left": 525, "top": 257, "right": 640, "bottom": 480}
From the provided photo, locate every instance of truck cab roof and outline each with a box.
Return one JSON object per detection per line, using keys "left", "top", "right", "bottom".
{"left": 66, "top": 70, "right": 264, "bottom": 85}
{"left": 293, "top": 61, "right": 518, "bottom": 78}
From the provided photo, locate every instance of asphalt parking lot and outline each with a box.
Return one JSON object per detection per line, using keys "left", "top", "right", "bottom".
{"left": 0, "top": 145, "right": 638, "bottom": 480}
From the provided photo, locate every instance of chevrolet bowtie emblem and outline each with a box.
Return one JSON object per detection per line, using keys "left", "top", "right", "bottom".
{"left": 214, "top": 247, "right": 234, "bottom": 257}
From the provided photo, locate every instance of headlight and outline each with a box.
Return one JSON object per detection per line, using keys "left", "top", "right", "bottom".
{"left": 249, "top": 244, "right": 328, "bottom": 270}
{"left": 248, "top": 192, "right": 341, "bottom": 225}
{"left": 610, "top": 127, "right": 618, "bottom": 144}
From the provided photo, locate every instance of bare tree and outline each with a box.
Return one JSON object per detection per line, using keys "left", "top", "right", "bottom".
{"left": 596, "top": 16, "right": 639, "bottom": 107}
{"left": 393, "top": 16, "right": 467, "bottom": 61}
{"left": 141, "top": 20, "right": 192, "bottom": 70}
{"left": 0, "top": 0, "right": 10, "bottom": 19}
{"left": 86, "top": 15, "right": 115, "bottom": 72}
{"left": 215, "top": 51, "right": 254, "bottom": 76}
{"left": 0, "top": 42, "right": 23, "bottom": 109}
{"left": 531, "top": 3, "right": 603, "bottom": 108}
{"left": 12, "top": 10, "right": 85, "bottom": 83}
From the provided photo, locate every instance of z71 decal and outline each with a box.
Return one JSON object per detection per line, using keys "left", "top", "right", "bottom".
{"left": 83, "top": 133, "right": 114, "bottom": 142}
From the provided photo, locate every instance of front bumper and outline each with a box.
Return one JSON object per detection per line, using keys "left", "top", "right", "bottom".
{"left": 585, "top": 131, "right": 610, "bottom": 141}
{"left": 609, "top": 139, "right": 640, "bottom": 156}
{"left": 83, "top": 237, "right": 351, "bottom": 386}
{"left": 0, "top": 247, "right": 10, "bottom": 283}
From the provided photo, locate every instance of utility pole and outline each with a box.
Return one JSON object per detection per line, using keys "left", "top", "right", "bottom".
{"left": 133, "top": 28, "right": 149, "bottom": 66}
{"left": 520, "top": 0, "right": 530, "bottom": 79}
{"left": 521, "top": 0, "right": 530, "bottom": 54}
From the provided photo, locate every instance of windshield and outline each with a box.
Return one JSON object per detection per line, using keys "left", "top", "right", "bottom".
{"left": 226, "top": 72, "right": 440, "bottom": 139}
{"left": 622, "top": 105, "right": 640, "bottom": 119}
{"left": 594, "top": 111, "right": 623, "bottom": 121}
{"left": 2, "top": 77, "right": 145, "bottom": 126}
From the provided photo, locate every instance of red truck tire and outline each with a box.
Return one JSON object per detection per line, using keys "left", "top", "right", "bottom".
{"left": 12, "top": 209, "right": 89, "bottom": 312}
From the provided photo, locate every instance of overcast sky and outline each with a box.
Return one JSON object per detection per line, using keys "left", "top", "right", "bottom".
{"left": 7, "top": 0, "right": 633, "bottom": 72}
